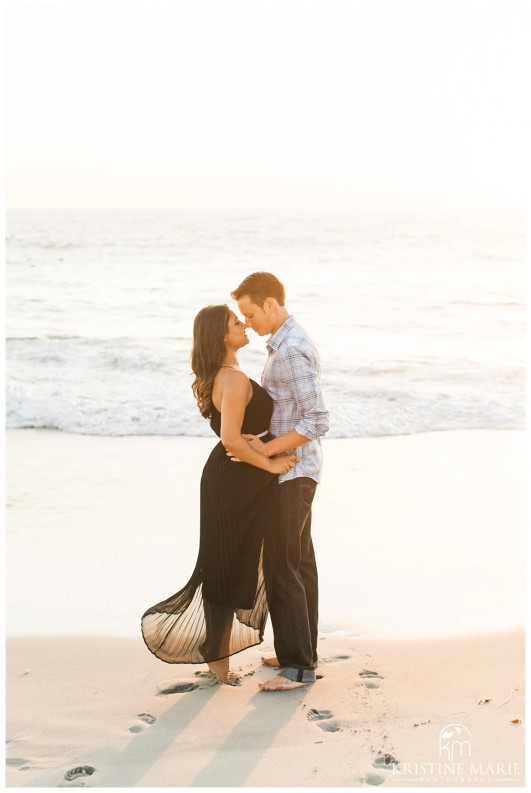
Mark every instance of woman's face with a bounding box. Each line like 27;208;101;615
225;310;249;351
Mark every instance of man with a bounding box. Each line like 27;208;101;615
230;272;329;691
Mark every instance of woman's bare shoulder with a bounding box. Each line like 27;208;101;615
213;368;252;408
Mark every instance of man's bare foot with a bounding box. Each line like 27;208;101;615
207;659;241;686
261;655;280;667
258;673;314;691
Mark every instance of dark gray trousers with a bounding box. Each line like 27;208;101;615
264;477;318;682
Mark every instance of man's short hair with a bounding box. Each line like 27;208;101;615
231;272;285;307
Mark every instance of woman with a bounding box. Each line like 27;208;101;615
141;304;296;684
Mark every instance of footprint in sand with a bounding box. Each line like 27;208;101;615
63;766;97;782
359;669;384;678
362;772;386;785
6;758;30;769
128;713;157;733
373;753;399;770
156;681;200;695
319;655;351;664
138;712;157;724
316;719;343;733
307;708;334;721
359;669;384;689
307;710;343;732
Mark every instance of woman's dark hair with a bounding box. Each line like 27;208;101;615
191;304;230;418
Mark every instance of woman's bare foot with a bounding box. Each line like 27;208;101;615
261;655;280;667
223;671;241;686
207;659;241;686
258;673;314;691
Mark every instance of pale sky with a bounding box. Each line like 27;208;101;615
5;0;529;210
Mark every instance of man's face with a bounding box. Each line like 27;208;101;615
237;295;274;336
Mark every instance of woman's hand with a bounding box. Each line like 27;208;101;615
241;433;270;456
268;454;298;475
225;447;298;475
226;433;269;461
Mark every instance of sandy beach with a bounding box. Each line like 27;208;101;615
6;629;524;788
5;428;525;787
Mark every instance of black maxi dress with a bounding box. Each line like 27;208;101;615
141;379;279;664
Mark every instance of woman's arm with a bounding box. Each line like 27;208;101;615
219;373;297;474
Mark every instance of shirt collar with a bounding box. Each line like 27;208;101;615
266;315;296;353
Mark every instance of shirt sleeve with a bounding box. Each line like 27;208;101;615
281;344;329;440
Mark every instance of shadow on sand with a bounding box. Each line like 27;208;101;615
191;687;304;787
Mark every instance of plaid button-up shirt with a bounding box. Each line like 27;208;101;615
262;315;329;484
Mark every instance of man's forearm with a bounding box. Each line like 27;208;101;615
265;429;310;457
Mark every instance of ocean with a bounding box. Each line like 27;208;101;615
6;208;524;438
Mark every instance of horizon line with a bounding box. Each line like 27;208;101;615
5;203;525;213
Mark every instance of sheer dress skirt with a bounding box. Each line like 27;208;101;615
141;434;279;664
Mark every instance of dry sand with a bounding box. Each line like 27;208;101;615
6;630;524;787
5;428;526;787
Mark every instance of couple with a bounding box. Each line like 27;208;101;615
141;272;329;691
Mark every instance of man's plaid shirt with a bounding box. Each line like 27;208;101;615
262;315;329;484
